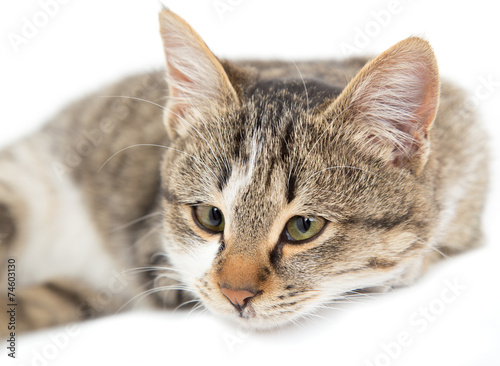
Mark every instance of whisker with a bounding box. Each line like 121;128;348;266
123;265;195;276
184;95;232;179
415;237;451;261
292;99;355;185
134;224;163;249
99;95;225;177
292;61;310;179
96;143;218;181
100;95;166;111
123;266;173;274
185;301;206;317
114;284;194;314
153;272;183;285
108;211;162;233
174;298;200;312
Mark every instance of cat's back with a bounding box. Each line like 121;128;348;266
40;70;170;238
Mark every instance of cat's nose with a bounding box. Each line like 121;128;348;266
220;285;258;311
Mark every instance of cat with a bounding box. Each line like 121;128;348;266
0;9;489;334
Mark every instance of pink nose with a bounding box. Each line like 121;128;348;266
220;286;257;311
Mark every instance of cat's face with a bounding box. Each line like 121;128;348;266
157;10;440;329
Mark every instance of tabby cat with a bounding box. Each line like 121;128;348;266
0;9;488;334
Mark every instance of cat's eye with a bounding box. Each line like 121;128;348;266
193;206;225;233
285;216;326;242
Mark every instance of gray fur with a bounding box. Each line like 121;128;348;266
0;11;488;333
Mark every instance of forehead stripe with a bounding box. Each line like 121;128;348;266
286;174;296;203
217;164;232;191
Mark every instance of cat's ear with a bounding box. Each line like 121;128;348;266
159;10;239;138
329;37;440;173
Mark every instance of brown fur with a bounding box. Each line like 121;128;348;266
0;10;488;334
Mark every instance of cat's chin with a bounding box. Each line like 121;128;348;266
210;303;305;331
225;313;294;331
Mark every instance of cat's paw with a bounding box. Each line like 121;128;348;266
0;203;16;247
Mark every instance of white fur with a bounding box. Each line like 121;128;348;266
164;236;220;291
1;137;121;290
224;137;260;215
165;138;262;290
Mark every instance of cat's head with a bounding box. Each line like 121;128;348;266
157;10;440;329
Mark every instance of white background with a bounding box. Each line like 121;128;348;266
1;0;499;365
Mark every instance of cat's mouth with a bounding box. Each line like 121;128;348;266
223;302;275;328
198;289;307;329
195;283;276;327
220;300;309;330
219;286;262;319
191;275;320;329
235;303;256;319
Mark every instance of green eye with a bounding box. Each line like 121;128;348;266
193;206;225;233
285;216;326;242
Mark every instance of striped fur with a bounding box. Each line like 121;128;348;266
0;10;488;334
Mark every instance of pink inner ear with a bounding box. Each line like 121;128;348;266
391;78;434;144
164;59;193;122
414;72;440;135
159;10;239;139
167;65;193;99
351;42;440;169
387;66;439;167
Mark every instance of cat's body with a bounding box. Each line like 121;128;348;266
0;10;488;334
